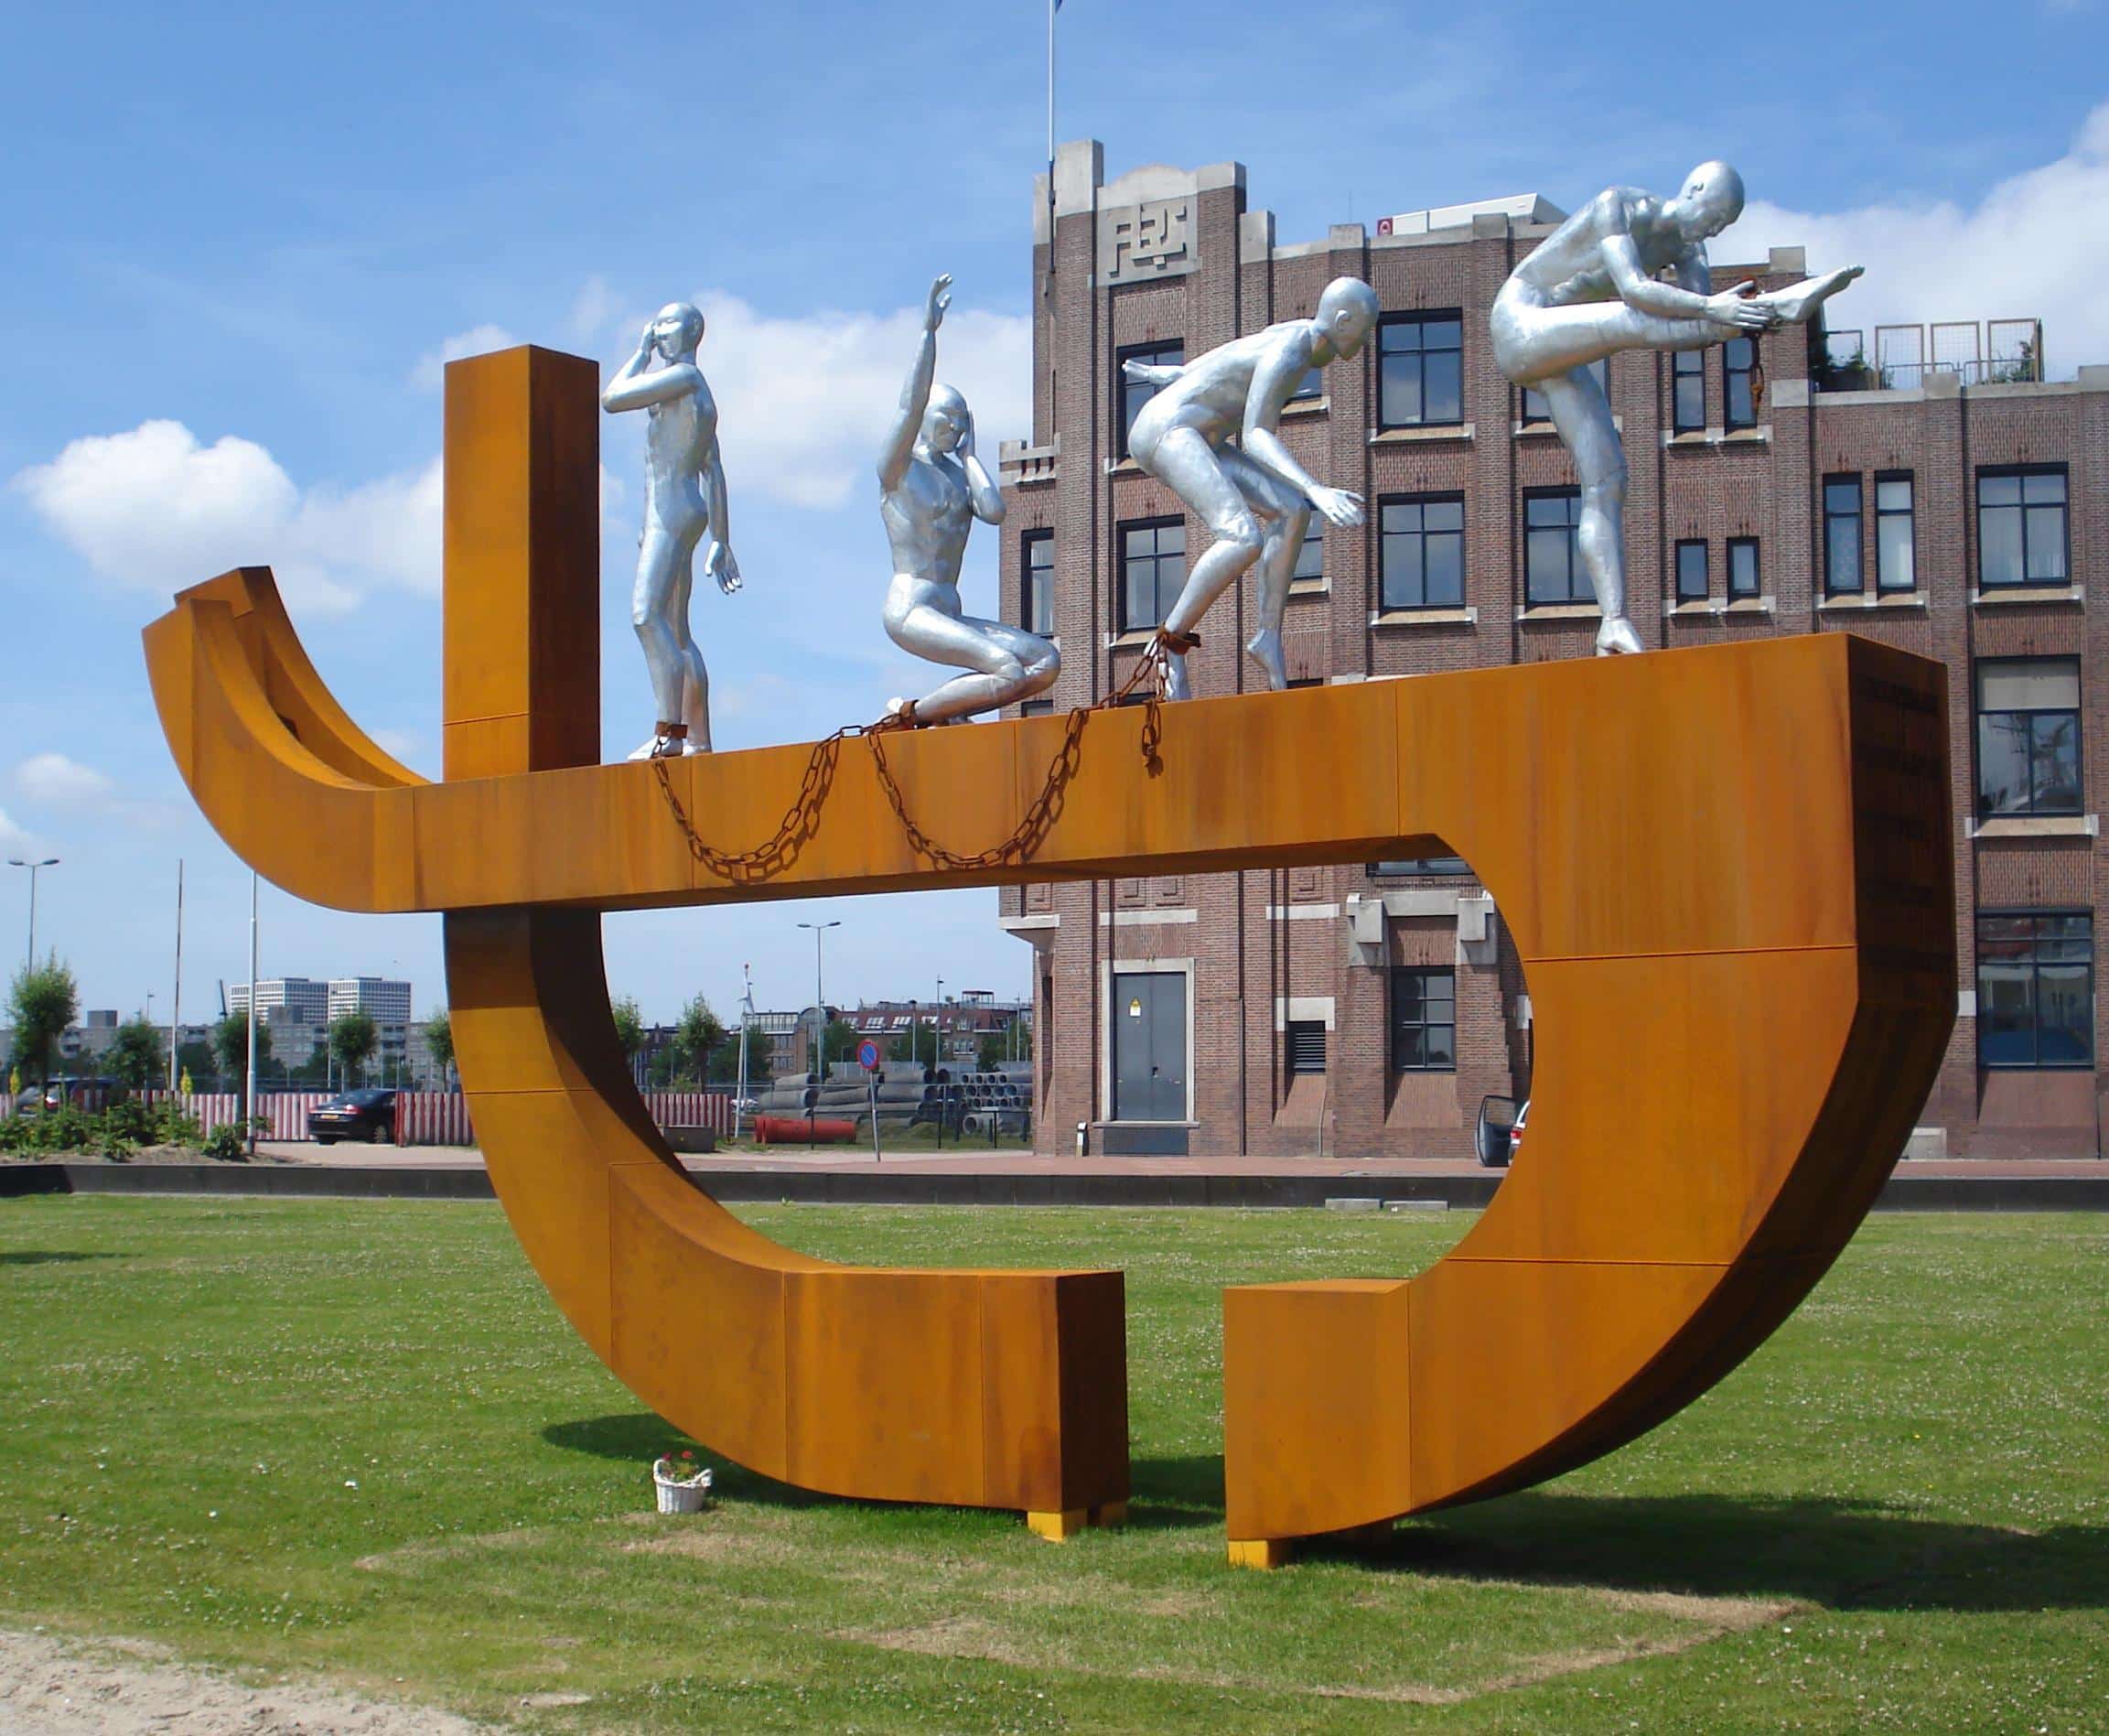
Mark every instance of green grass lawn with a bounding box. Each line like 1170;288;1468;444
0;1199;2103;1732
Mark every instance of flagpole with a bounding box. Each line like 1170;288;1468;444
1047;0;1057;177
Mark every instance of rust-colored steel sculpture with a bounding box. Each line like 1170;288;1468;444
145;346;1954;1565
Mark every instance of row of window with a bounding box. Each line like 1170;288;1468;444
1326;911;2098;1084
1023;458;2074;632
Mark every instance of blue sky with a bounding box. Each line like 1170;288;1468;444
3;0;2104;1025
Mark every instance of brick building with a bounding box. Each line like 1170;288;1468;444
996;139;2109;1159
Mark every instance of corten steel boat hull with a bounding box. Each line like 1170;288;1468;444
144;345;1953;1558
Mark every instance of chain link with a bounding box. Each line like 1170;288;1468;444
651;635;1175;882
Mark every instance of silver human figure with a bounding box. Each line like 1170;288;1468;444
602;302;741;758
880;275;1059;725
1491;162;1861;654
1123;278;1380;699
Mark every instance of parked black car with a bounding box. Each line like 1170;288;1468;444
307;1088;399;1145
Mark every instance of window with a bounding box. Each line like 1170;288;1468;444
1285;1019;1327;1077
1727;537;1761;600
1379;495;1465;610
1673;350;1705;432
1977;912;2093;1069
1524;489;1587;605
1021;530;1054;636
1823;475;1863;595
1292;521;1325;583
1876;474;1915;593
1390;967;1457;1072
1522;359;1608;426
1119;517;1185;632
1290;364;1324;402
1116;340;1183;458
1372;857;1471;876
1674;539;1709;603
1021;698;1055;717
1723;336;1758;430
1977;466;2069;588
1378;313;1463;428
1975;658;2082;816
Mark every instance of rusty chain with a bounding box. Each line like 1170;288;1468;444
651;631;1178;882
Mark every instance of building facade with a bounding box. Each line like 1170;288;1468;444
998;140;2108;1159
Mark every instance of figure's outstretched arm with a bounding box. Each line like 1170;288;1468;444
958;415;1004;526
879;275;950;492
1603;235;1771;330
1122;360;1187;388
603;326;696;413
1242;337;1364;529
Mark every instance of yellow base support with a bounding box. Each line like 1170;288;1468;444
1227;1537;1295;1570
1026;1501;1128;1541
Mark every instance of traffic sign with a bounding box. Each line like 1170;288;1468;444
857;1039;881;1072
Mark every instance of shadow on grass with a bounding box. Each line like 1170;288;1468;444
1347;1493;2109;1614
545;1417;1221;1528
0;1250;121;1267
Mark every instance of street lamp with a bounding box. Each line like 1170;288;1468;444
796;920;840;1145
6;857;59;973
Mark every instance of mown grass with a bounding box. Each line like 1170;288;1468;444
0;1198;2102;1732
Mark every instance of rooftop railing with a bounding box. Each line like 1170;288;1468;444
1817;319;2043;392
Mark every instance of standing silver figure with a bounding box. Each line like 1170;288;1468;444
603;302;742;758
1124;277;1380;698
1491;163;1861;654
880;275;1059;725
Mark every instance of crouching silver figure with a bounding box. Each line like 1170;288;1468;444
880;275;1058;726
1491;162;1861;654
603;302;742;758
1123;277;1380;698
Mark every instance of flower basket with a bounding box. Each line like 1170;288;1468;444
652;1454;713;1514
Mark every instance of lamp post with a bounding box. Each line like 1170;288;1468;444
796;920;840;1147
7;857;59;973
934;975;946;1147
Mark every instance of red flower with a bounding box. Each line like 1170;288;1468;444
680;1450;694;1460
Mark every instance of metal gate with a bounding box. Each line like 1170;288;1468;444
1112;971;1186;1123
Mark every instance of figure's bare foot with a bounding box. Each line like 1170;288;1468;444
1595;616;1645;656
1243;628;1288;692
1164;652;1192;702
1752;265;1863;326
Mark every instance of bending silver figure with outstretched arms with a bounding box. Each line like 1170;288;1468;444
1124;277;1379;698
1491;162;1861;654
603;302;741;758
879;275;1058;725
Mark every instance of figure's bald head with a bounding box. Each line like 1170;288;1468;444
1672;163;1746;240
1316;277;1381;360
650;302;705;359
922;383;971;455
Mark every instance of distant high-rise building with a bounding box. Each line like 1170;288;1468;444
227;977;330;1024
328;978;413;1024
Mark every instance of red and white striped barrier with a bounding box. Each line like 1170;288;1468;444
640;1091;735;1138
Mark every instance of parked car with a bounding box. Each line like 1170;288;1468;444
307;1088;399;1145
24;1076;126;1115
1509;1099;1528;1165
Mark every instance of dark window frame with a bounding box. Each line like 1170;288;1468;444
1376;311;1465;430
1674;538;1709;603
1823;473;1864;597
1523;487;1588;606
1672;349;1705;433
1875;471;1916;594
1020;528;1055;637
1727;536;1761;601
1974;656;2082;818
1722;336;1759;431
1292;519;1326;584
1975;463;2070;590
1390;966;1458;1073
1117;514;1186;634
1370;857;1472;877
1522;358;1609;426
1378;492;1466;611
1115;340;1185;459
1975;910;2094;1071
1285;1019;1327;1078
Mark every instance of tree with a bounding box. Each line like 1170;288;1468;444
820;1019;860;1069
886;1019;936;1065
611;997;645;1060
212;1013;271;1089
108;1015;163;1088
175;1040;215;1088
7;958;79;1086
979;1019;1033;1072
673;996;727;1087
424;1008;455;1090
328;1010;378;1087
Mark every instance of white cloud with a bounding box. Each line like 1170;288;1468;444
0;807;44;855
11;419;437;614
14;754;115;808
1719;103;2109;378
593;288;1034;512
410;323;521;391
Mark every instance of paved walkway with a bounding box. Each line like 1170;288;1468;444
256;1141;2105;1181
